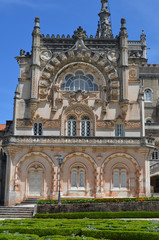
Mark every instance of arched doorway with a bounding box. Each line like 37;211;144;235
28;164;44;197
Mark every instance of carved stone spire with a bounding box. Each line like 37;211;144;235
96;0;113;39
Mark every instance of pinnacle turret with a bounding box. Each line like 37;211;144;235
96;0;113;39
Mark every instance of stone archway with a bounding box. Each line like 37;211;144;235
101;153;141;198
15;152;54;202
61;152;97;198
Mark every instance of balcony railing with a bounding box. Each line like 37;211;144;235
2;136;155;147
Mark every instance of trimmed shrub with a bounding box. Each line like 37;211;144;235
82;229;159;240
35;211;159;219
38;197;159;204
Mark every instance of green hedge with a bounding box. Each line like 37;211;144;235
0;233;39;240
82;229;159;240
38;197;159;204
35;211;159;219
0;228;81;237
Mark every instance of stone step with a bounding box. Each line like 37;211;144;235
0;207;34;219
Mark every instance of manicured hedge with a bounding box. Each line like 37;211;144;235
82;229;159;240
38;197;159;204
0;233;39;240
35;211;159;219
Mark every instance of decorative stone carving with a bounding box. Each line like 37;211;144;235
125;121;141;129
119;100;129;119
40;50;52;61
129;68;137;81
96;121;114;130
73;26;87;40
107;50;118;62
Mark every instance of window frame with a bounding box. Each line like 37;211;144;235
144;88;153;102
33;123;43;136
71;167;85;190
81;116;91;137
115;124;125;137
113;168;127;190
67;116;77;137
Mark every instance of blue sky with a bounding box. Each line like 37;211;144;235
0;0;159;123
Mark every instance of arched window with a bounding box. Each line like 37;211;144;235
144;89;152;102
61;72;98;91
67;116;77;136
71;167;85;188
113;168;127;189
81;116;91;136
152;149;159;160
33;123;43;136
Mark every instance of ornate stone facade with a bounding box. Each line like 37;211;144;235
0;0;157;206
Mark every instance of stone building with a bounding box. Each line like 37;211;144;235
0;0;157;206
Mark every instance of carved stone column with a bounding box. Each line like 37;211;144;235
102;86;107;114
51;85;57;112
119;18;129;101
31;17;41;100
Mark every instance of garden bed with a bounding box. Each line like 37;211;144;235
0;219;159;239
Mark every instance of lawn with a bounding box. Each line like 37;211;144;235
0;218;159;239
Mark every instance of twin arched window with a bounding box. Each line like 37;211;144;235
71;167;85;188
144;89;152;102
67;116;91;137
61;72;98;92
113;169;127;188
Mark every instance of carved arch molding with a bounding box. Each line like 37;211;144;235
39;49;119;101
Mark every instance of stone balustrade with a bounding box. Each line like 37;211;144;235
2;136;155;147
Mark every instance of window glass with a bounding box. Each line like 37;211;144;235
81;116;91;137
144;89;152;102
79;170;85;187
34;123;43;136
113;170;119;188
121;170;127;188
61;72;98;91
115;124;125;137
67;116;77;136
152;149;159;160
71;170;77;187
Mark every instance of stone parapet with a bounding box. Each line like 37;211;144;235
2;136;155;147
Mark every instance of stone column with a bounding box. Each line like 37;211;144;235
102;86;107;113
51;85;57;112
119;18;129;101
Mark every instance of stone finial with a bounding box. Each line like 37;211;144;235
35;17;40;27
121;18;126;29
96;0;113;39
73;26;87;40
120;18;128;37
140;30;146;43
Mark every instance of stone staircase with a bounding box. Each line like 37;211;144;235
0;206;34;218
0;198;39;218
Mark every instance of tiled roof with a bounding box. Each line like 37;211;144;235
0;124;6;131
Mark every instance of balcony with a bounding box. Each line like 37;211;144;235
2;136;155;148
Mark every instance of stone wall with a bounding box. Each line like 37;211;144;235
37;202;159;213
